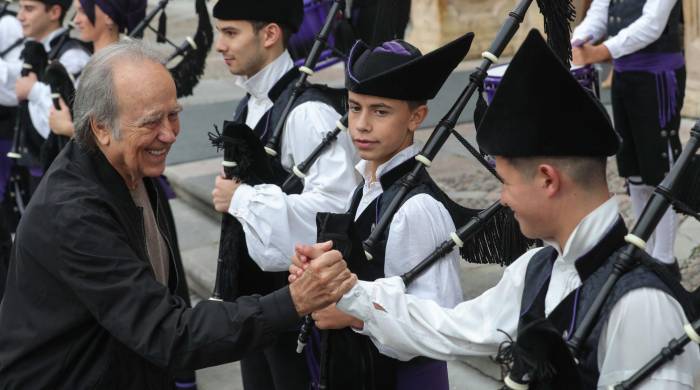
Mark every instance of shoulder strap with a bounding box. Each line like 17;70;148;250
0;37;23;58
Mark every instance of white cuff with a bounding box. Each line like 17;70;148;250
228;183;255;217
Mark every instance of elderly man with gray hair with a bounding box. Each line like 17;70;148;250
0;40;356;389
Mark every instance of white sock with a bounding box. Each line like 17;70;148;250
628;178;677;264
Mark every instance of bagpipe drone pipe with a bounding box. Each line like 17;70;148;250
497;121;700;390
128;0;213;98
3;41;48;226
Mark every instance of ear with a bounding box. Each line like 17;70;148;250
261;23;283;49
91;118;112;147
536;163;561;198
407;104;428;133
48;4;62;23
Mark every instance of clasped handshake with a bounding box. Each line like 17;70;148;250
287;241;363;330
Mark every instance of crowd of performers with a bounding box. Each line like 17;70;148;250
0;0;698;389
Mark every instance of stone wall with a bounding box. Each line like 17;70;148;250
683;0;700;118
405;0;544;59
406;0;699;118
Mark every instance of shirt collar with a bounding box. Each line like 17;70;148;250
355;144;420;187
543;196;620;263
41;27;65;52
234;51;294;100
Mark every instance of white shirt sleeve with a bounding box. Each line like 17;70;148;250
27;81;52;139
597;288;700;389
337;248;542;361
572;0;611;45
603;0;680;58
26;47;88;139
0;16;23;107
384;194;463;308
228;101;360;271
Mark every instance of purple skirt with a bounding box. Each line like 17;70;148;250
396;358;449;390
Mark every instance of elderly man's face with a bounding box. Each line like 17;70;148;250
100;59;181;186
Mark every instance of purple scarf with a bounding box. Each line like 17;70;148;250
613;52;685;128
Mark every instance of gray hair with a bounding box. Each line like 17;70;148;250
73;40;165;151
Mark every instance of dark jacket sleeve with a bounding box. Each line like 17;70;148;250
33;198;300;372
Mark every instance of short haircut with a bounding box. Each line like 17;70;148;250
407;100;428;111
505;156;608;186
73;40;165;152
41;2;68;25
250;21;293;49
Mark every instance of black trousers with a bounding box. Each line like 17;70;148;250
241;331;310;390
612;66;686;186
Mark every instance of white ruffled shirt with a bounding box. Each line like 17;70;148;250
227;51;360;271
572;0;680;59
0;14;23;107
352;144;463;311
338;197;700;389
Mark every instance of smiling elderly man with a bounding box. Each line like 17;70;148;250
0;40;355;389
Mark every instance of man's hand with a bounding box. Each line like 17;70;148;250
312;303;364;330
572;43;611;66
289;248;357;316
212;174;240;213
288;241;331;283
15;72;38;101
49;97;75;137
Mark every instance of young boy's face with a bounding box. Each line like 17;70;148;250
347;91;427;166
18;0;61;40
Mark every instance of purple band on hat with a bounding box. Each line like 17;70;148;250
373;41;412;56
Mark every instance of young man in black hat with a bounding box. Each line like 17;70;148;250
290;34;473;389
294;30;700;388
209;1;359;389
14;0;90;145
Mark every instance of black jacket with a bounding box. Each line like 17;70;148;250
0;141;300;389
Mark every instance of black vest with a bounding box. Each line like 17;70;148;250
229;66;344;298
518;217;692;389
608;0;683;54
233;67;345;193
0;105;17;140
315;156;470;390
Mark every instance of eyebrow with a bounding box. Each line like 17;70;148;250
216;26;240;33
134;105;183;127
348;99;393;110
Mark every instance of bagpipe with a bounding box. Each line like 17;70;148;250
127;0;213;98
3;41;48;227
499;121;700;389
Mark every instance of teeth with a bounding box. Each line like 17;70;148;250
147;149;165;156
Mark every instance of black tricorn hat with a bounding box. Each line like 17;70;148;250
213;0;304;33
477;29;620;158
345;33;474;101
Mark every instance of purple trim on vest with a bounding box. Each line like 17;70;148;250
174;381;197;389
395;359;449;390
613;52;685;128
0;139;12;200
374;41;413;56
